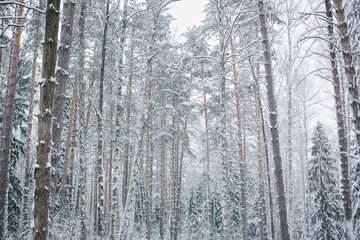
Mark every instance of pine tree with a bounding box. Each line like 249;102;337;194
308;123;342;240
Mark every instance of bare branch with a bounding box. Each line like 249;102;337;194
0;1;45;14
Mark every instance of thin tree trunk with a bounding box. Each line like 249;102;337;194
174;79;192;240
285;6;294;231
59;83;76;213
34;0;61;239
229;34;248;240
69;81;78;201
145;72;153;240
49;1;76;233
145;10;159;240
169;99;178;240
96;0;110;237
326;1;353;239
255;87;268;240
112;1;129;236
120;105;146;240
257;1;290;239
201;63;212;239
108;83;114;233
0;2;24;238
75;1;87;238
160;94;167;240
93;157;98;234
23;0;43;233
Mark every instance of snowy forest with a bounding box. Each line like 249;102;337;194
0;0;360;239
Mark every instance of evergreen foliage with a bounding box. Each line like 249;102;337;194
308;123;342;240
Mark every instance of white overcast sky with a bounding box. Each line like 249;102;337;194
168;0;208;40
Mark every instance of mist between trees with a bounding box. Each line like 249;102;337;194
0;0;360;239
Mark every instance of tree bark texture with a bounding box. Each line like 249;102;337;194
145;9;159;240
0;1;24;238
49;0;76;233
59;75;76;215
96;0;110;237
75;0;87;238
112;1;129;236
34;1;61;239
326;1;353;239
23;0;43;232
257;1;290;239
333;0;360;150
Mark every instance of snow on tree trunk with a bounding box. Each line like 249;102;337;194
112;1;129;237
75;0;87;238
49;1;76;235
96;0;110;237
119;96;146;240
201;63;213;239
326;1;353;239
0;2;24;238
255;87;268;240
229;33;248;240
257;1;290;239
160;94;167;239
33;0;61;239
23;0;43;233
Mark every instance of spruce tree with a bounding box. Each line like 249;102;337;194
308;123;342;240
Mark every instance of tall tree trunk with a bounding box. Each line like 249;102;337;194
34;0;61;239
69;82;78;203
255;69;275;240
108;83;114;233
285;6;294;231
59;78;77;216
75;0;87;238
253;23;276;240
333;0;360;150
174;95;190;240
145;10;159;240
112;1;129;236
255;87;268;240
215;2;230;238
145;70;153;240
96;0;110;237
169;99;178;240
160;94;167;239
229;34;248;240
49;0;76;233
0;2;24;238
201;63;213;239
23;0;43;233
93;157;99;234
326;1;353;239
120;105;146;240
257;1;290;239
174;85;192;240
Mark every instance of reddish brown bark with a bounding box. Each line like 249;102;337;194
21;1;43;235
229;34;248;239
0;2;24;237
34;1;61;239
50;1;76;227
327;1;353;239
160;94;167;239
